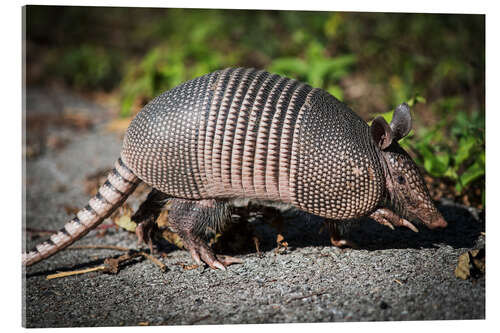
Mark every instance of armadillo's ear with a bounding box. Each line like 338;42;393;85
371;116;393;150
390;103;412;141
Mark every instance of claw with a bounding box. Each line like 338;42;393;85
212;261;226;271
377;217;396;230
370;208;419;233
400;218;419;233
135;223;145;245
218;255;243;266
134;219;158;253
182;234;241;270
189;249;202;265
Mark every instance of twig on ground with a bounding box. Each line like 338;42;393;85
69;244;130;252
46;266;107;280
140;251;167;272
45;245;167;279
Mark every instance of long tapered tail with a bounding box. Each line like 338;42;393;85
22;156;141;266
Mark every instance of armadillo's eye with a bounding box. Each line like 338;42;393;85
397;175;405;184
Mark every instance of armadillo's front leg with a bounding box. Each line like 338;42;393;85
167;199;242;270
369;208;419;233
131;188;170;253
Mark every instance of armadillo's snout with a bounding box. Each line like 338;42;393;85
426;215;448;229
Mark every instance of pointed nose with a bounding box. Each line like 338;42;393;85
427;215;448;229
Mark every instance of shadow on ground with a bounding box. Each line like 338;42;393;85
155;199;484;257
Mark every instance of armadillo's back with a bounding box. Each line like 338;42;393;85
122;70;220;199
123;67;313;202
122;67;384;219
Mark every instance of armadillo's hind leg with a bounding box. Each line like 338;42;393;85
131;188;171;253
324;219;359;249
167;198;242;270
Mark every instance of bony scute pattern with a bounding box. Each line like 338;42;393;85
122;70;221;199
123;68;384;220
292;90;384;219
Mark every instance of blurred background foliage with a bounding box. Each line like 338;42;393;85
25;6;484;208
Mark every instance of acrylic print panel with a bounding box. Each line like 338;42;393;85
23;5;485;327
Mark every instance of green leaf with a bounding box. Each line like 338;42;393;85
407;95;426;107
418;144;450;178
327;85;344;101
433;153;450;175
415;95;427;104
268;58;308;78
370;110;394;125
454;136;476;167
456;152;485;193
444;168;458;180
120;94;135;117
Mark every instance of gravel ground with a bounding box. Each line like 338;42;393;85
22;87;485;327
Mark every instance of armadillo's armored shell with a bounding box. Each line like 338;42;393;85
122;68;385;220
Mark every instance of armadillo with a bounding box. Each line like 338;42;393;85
23;67;447;269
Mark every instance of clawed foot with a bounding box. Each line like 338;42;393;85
370;208;419;233
135;218;158;254
182;233;242;270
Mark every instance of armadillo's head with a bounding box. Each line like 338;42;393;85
370;103;447;230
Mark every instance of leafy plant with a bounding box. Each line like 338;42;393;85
268;40;356;101
410;110;484;202
45;44;121;90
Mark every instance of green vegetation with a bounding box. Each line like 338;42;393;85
410;109;485;201
26;7;485;207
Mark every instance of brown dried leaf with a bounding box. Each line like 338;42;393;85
103;257;121;274
103;252;141;274
275;233;288;254
156;208;185;248
175;262;200;270
455;248;485;280
161;229;185;249
156;210;169;229
113;203;135;232
208;233;222;247
277;234;285;243
115;215;137;232
470;248;485;274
